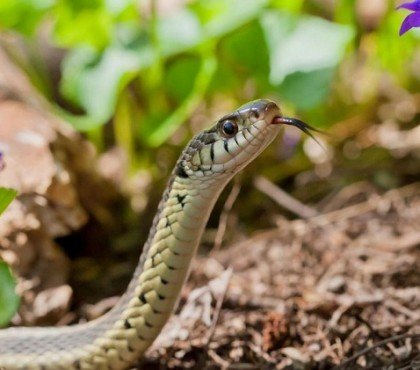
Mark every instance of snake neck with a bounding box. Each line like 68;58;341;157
83;172;232;366
0;172;231;369
119;172;229;318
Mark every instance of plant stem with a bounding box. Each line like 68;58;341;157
147;47;217;147
114;90;136;172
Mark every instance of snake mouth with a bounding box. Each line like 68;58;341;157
271;116;324;146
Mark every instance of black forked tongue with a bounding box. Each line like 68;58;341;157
272;116;325;149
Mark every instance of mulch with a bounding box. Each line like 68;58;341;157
142;183;420;369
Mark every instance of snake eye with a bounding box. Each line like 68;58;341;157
220;120;238;137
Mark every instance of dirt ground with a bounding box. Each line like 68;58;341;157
134;183;419;370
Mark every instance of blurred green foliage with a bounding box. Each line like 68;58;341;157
0;0;418;164
0;188;16;215
0;260;19;327
0;188;19;326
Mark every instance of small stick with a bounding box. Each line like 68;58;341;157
212;179;242;253
205;268;233;345
333;333;420;369
254;175;319;219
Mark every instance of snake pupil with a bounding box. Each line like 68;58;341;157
221;120;238;137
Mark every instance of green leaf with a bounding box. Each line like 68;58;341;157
0;260;19;327
144;54;218;147
0;187;17;216
0;0;54;36
212;21;270;96
60;44;151;129
0;187;19;326
53;1;113;50
377;10;419;79
279;68;335;109
164;56;201;103
58;1;270;132
59;47;99;108
105;0;137;18
59;8;204;130
191;0;268;38
260;11;354;84
220;21;269;77
334;0;357;25
157;8;203;55
271;0;304;13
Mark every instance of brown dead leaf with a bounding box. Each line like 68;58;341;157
262;311;289;352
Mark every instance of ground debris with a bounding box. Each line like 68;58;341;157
0;49;123;325
143;183;420;369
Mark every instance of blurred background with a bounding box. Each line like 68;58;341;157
1;0;418;177
0;0;419;368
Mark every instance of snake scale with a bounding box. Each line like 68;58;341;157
0;99;314;370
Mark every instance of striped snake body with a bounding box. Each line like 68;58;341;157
0;100;284;369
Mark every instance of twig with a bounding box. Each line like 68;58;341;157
253;175;318;219
208;349;231;369
333;333;420;369
373;231;420;252
196;268;232;370
385;299;420;320
354;314;387;340
212;180;242;253
205;267;233;345
216;181;419;265
396;353;420;370
306;197;378;227
300;181;420;227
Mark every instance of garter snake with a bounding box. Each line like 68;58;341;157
0;99;315;370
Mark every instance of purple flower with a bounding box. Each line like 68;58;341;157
397;1;420;35
0;151;4;171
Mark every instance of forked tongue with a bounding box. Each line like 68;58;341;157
272;116;325;149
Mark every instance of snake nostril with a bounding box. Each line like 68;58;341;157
263;101;280;123
265;102;278;112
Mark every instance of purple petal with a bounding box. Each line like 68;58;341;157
0;152;4;171
399;11;420;35
397;0;420;11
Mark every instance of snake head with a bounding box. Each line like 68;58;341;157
175;99;282;180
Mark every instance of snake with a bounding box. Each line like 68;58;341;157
0;99;317;370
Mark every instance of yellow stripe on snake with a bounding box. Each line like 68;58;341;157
0;100;313;370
